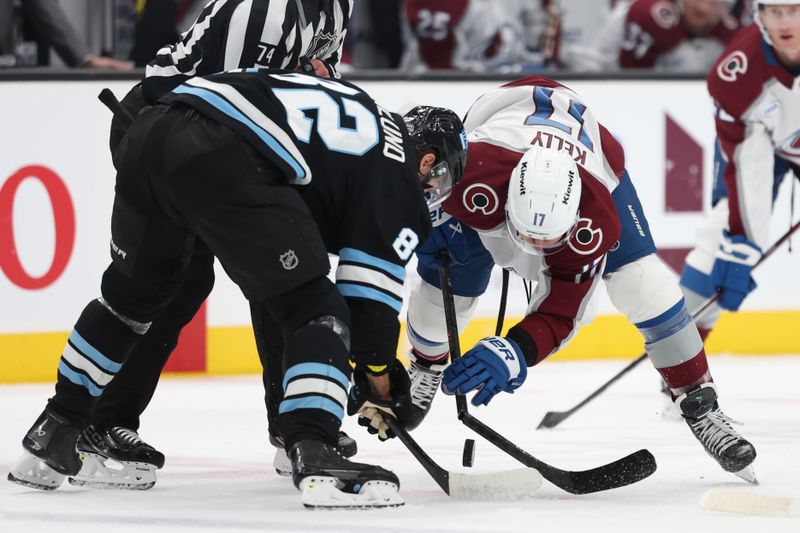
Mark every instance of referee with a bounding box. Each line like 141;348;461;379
88;0;356;489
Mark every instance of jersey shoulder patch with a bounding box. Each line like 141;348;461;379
707;26;767;119
443;141;520;231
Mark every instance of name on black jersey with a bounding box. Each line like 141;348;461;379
377;105;406;163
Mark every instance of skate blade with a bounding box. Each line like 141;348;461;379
7;451;65;490
272;447;292;478
68;452;156;490
733;465;758;485
300;476;404;509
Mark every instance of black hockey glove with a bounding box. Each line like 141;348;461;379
347;361;413;441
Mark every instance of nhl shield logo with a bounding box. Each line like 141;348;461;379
279;250;299;270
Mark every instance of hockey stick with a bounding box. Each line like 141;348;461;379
383;415;542;499
98;88;134;127
436;251;657;494
536;218;800;430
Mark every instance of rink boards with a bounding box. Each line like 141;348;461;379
2;78;799;383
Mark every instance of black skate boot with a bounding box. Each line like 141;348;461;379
406;349;447;430
270;429;357;477
289;439;403;509
68;426;164;489
8;407;82;490
675;383;757;483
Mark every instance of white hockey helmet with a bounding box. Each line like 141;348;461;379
505;145;581;256
754;0;800;46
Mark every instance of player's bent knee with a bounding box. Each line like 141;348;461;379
100;263;183;324
605;253;684;324
262;275;351;344
407;280;477;356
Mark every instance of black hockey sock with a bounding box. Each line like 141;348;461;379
276;323;351;449
52;299;147;425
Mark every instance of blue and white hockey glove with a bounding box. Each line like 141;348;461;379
416;218;469;271
710;231;761;311
442;336;527;406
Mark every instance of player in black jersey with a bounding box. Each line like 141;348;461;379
8;71;467;508
88;0;354;488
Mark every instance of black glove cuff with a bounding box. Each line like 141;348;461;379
506;326;538;367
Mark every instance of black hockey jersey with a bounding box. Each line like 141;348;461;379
160;70;430;367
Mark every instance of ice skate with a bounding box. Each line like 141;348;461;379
271;430;357;477
8;407;82;490
676;383;757;483
659;379;683;421
406;350;448;430
289;439;403;509
68;426;164;490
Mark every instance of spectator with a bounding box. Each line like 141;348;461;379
559;0;628;69
402;0;560;72
576;0;741;72
349;0;405;69
0;0;132;69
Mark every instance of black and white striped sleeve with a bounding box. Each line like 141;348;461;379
142;0;249;102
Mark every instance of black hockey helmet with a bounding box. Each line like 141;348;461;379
403;106;468;208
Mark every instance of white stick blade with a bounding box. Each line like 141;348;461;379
448;468;543;500
700;489;796;517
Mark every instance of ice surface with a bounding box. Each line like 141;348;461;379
1;356;798;532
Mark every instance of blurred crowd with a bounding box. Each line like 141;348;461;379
0;0;753;74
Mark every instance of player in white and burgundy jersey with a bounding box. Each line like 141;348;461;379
580;0;742;71
680;1;800;336
402;0;560;72
401;76;757;482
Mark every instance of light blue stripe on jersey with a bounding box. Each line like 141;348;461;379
58;361;104;397
68;330;122;373
282;362;349;391
278;396;345;421
339;248;405;281
337;283;402;313
171;85;306;181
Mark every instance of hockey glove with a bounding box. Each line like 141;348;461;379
442;336;527;406
347;361;413;441
416;218;470;271
710;231;761;311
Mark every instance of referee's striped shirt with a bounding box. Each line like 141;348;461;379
143;0;353;102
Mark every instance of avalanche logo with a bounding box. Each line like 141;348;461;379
717;51;748;82
568;217;603;256
778;129;800;158
463;183;500;215
652;1;679;29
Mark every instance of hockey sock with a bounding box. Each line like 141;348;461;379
276;323;351;449
52;299;148;425
636;299;713;396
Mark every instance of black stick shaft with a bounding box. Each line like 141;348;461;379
437;250;468;415
98;88;134;128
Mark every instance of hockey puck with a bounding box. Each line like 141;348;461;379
462;439;476;468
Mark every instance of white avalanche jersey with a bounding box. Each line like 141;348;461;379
441;77;627;358
708;25;800;249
